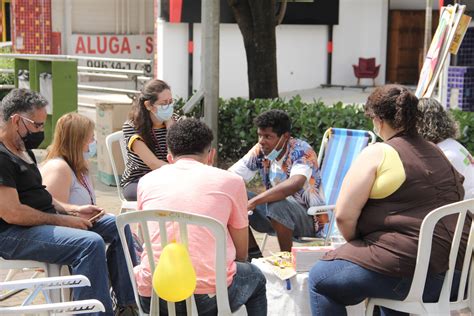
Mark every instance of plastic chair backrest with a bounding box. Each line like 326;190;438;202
366;199;474;315
318;128;376;208
0;275;105;314
105;131;127;201
116;209;232;316
408;199;472;302
0;258;62;303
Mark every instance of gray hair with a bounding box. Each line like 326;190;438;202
417;98;459;143
1;88;48;122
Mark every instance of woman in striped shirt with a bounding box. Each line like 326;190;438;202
121;79;176;201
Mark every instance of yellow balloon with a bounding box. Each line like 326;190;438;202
152;242;197;302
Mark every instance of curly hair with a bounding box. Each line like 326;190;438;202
417;98;459;143
128;79;170;149
364;84;420;135
1;88;48;122
167;118;214;157
254;109;291;136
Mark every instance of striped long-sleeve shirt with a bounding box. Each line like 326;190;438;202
120;120;168;188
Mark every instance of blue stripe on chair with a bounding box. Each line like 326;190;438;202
318;128;371;236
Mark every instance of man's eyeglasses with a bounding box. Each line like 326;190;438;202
19;115;45;129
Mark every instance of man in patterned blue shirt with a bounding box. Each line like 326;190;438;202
229;110;325;254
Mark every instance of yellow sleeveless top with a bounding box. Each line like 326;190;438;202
369;143;406;199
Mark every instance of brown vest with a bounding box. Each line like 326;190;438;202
324;133;468;277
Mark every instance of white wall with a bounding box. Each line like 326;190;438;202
390;0;441;10
159;0;389;98
332;0;388;86
156;21;189;98
276;25;327;94
192;24;249;99
161;22;328;99
52;0;154;37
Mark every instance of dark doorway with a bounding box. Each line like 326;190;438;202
4;1;11;41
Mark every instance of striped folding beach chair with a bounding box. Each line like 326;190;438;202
259;128;376;251
308;127;376;244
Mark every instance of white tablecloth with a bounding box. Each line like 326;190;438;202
252;258;365;316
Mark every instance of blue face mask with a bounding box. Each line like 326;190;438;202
84;140;97;160
265;135;285;162
155;103;174;122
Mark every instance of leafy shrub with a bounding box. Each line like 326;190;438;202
177;96;474;162
451;109;474;153
0;46;14;100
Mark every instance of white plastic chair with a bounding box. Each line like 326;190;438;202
0;275;105;315
116;209;239;316
366;198;474;316
0;258;62;303
105;131;137;213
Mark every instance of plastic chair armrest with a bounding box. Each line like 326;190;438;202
307;204;336;215
1;275;90;291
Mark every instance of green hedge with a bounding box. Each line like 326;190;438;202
0;46;14;100
178;96;474;163
215;96;372;163
451;109;474;154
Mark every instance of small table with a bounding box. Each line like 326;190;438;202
252;258;365;316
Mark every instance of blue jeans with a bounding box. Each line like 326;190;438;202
140;261;267;315
0;214;138;316
308;259;460;316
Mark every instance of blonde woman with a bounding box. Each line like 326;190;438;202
40;113;138;315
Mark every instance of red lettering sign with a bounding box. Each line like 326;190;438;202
75;36;86;54
87;36;96;54
109;36;119;54
146;36;153;54
97;36;107;54
73;35;153;56
122;37;131;54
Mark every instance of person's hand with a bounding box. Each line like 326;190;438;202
57;214;92;230
75;205;105;221
247;198;257;212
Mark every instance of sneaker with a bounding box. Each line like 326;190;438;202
248;246;263;261
115;305;139;316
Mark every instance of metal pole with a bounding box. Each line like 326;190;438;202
201;0;220;149
326;25;333;86
188;23;194;98
423;0;433;58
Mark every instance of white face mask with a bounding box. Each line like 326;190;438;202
264;135;285;162
372;119;382;138
155;103;174;122
83;140;97;160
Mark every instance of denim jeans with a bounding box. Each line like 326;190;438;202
248;191;315;238
0;214;137;316
308;259;460;316
140;261;267;315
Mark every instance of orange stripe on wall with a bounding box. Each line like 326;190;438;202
169;0;182;23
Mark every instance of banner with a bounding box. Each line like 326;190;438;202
69;34;154;74
415;5;467;98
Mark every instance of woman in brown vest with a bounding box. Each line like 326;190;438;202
308;85;466;316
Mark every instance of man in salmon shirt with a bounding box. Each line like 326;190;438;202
135;118;267;315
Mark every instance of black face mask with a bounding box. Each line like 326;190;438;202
19;120;45;150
